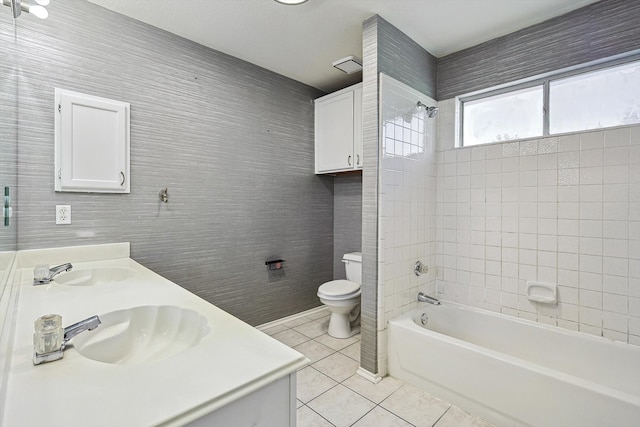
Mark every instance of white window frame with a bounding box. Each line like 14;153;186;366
458;51;640;147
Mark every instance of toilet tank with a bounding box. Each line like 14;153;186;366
342;252;362;284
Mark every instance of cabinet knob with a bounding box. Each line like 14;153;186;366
347;155;352;166
120;171;125;186
356;154;360;165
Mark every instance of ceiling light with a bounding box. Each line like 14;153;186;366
274;0;308;4
332;56;362;74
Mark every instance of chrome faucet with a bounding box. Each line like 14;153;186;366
33;263;73;285
63;315;101;342
33;315;101;365
417;292;441;305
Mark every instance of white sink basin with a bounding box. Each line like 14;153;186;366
54;267;137;286
72;305;210;365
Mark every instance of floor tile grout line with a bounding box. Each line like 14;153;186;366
262;312;329;335
301;365;423;426
291;318;492;427
299;374;340;406
347;404;377;427
389;406;419;427
431;404;453;427
356;404;418;427
295;333;431;427
289;315;331;331
301;403;337;427
292;325;420;426
303;364;407;410
300;349;336;367
305;389;418;427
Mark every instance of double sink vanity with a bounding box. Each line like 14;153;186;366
0;243;308;426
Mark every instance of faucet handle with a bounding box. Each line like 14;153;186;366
33;264;50;281
34;314;64;357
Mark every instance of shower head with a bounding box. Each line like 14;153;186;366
416;101;438;118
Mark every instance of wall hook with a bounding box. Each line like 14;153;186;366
159;188;168;203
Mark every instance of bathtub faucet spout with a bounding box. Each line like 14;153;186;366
417;292;440;305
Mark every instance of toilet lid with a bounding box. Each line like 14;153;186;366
318;280;360;297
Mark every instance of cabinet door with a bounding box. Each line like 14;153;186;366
315;91;354;173
353;86;363;169
55;89;130;193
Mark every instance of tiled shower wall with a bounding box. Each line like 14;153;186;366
377;75;437;375
4;0;333;325
436;100;640;344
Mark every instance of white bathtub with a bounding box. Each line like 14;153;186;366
388;301;640;427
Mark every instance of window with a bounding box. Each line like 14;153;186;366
463;85;543;146
550;61;640;134
460;57;640;146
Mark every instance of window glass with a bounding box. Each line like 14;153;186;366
550;60;640;134
463;85;543;146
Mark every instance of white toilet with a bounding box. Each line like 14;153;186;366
317;252;362;338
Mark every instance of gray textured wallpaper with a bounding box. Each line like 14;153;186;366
333;174;362;280
377;18;437;100
437;0;640;99
1;21;17;251
5;0;333;325
361;15;381;375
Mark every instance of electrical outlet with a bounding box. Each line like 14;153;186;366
56;205;71;225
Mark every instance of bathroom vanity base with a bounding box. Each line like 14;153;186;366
186;374;296;427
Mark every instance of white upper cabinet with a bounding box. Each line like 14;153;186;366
54;88;130;193
314;83;362;174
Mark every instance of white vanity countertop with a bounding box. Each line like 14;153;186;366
0;243;308;426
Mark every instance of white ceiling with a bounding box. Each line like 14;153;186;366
86;0;600;93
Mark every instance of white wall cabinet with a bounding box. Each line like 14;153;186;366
314;83;362;174
54;88;130;193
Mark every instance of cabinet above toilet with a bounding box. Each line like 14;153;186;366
314;83;363;174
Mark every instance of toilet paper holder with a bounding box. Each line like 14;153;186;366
265;259;285;271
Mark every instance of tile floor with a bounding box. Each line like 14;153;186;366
259;308;494;427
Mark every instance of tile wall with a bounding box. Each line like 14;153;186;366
436;98;640;344
377;75;437;374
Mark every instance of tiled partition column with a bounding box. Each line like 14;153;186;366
377;74;437;375
360;14;437;379
436;100;640;344
360;16;381;376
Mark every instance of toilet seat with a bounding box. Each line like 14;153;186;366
317;280;361;300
